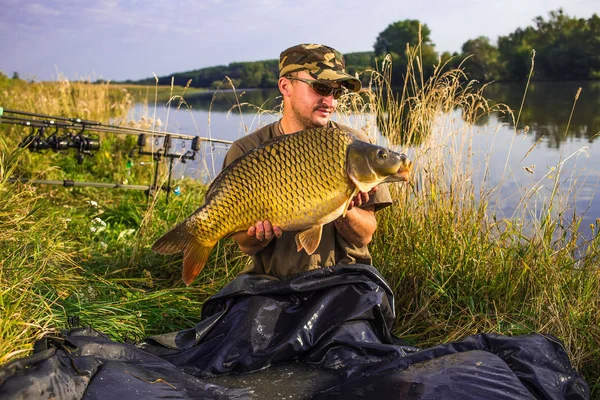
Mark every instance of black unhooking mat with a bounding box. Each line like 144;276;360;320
0;264;590;399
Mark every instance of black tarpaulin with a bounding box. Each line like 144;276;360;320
0;264;590;399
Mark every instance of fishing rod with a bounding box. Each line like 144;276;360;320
8;178;166;192
1;107;233;202
0;107;233;144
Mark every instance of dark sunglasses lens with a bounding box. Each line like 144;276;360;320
311;82;333;97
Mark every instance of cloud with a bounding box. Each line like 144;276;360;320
26;2;61;17
3;0;600;81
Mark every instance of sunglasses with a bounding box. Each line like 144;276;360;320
285;76;346;99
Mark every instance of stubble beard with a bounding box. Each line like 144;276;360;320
291;103;331;130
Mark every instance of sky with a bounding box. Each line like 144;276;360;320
1;0;599;82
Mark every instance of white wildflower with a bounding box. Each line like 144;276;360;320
93;217;107;227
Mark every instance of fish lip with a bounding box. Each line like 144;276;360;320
392;168;411;181
384;162;412;183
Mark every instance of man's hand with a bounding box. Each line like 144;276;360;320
247;220;283;242
232;220;282;255
347;186;377;210
334;186;379;247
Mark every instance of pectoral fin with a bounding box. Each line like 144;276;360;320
342;188;359;217
295;225;323;255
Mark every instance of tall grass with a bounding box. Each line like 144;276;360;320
1;50;599;397
0;78;248;363
340;44;600;391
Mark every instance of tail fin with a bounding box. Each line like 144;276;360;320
152;221;188;255
152;222;214;285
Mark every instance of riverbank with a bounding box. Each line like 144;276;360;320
1;58;599;395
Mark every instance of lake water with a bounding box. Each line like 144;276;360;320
470;81;600;242
127;81;600;241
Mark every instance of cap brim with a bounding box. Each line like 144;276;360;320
308;69;362;93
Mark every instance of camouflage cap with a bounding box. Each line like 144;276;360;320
279;44;362;93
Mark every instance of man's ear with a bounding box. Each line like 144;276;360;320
279;76;292;97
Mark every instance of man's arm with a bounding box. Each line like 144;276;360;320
333;189;378;247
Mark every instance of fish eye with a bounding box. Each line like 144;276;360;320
377;149;387;159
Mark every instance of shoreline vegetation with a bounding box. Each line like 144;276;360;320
1;42;600;397
114;9;600;90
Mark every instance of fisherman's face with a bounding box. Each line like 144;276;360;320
286;70;341;129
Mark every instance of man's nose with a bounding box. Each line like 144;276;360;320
320;93;336;107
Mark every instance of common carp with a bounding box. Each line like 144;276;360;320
152;127;412;285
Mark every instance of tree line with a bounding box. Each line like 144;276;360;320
123;9;599;88
125;52;377;89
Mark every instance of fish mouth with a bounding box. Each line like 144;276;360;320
384;160;413;183
392;167;411;181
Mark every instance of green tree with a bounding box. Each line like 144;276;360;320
497;9;600;81
343;51;376;85
498;27;537;80
373;19;438;85
460;36;501;82
374;20;433;55
586;14;600;78
534;9;592;79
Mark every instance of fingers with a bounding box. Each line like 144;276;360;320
348;191;371;210
263;220;273;241
249;220;282;242
255;220;266;241
360;191;369;204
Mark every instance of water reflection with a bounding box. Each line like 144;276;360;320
128;82;600;243
484;81;600;146
180;82;600;149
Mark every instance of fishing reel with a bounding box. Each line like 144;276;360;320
19;125;101;164
70;131;101;164
20;127;49;152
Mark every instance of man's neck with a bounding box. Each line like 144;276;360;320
279;116;330;135
278;116;302;135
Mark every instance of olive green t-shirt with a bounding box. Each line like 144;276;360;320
222;120;393;278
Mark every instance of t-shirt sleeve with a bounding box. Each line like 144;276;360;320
222;142;247;170
367;183;393;211
221;123;277;170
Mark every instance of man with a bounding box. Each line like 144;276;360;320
222;43;393;278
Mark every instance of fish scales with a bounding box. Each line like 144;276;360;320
152;126;412;284
195;127;353;239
